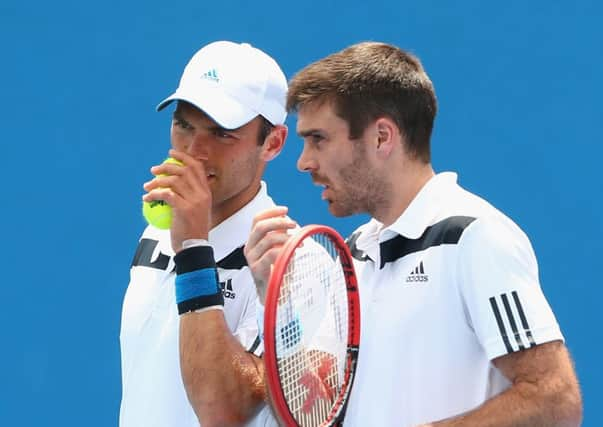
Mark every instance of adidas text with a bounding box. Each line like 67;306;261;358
406;275;429;283
405;261;429;283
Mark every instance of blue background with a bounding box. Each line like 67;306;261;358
1;0;601;425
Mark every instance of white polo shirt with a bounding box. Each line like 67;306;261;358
120;182;278;427
343;172;563;427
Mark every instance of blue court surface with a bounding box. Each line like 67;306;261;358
1;0;601;425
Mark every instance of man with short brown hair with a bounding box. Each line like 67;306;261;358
245;42;582;426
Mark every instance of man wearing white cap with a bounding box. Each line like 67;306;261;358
119;41;287;426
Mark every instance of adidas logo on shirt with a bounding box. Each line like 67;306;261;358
201;68;219;82
406;261;429;283
220;278;236;299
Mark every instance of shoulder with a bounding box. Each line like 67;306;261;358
441;183;532;252
459;212;533;260
130;226;174;271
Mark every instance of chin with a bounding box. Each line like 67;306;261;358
327;203;355;218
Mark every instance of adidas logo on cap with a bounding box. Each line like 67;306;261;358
201;68;219;82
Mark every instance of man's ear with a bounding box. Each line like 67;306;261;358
261;125;288;161
374;117;397;158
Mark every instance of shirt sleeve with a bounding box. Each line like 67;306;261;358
457;215;563;360
245;404;280;426
227;267;264;357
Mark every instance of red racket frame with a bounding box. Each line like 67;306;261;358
264;225;361;427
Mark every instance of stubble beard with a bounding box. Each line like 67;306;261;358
330;142;389;218
209;151;262;219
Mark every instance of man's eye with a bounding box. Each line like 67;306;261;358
213;129;233;138
174;119;192;130
308;134;324;145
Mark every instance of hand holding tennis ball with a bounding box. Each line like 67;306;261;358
142;157;183;229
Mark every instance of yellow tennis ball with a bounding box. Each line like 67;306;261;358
143;199;172;229
142;157;183;229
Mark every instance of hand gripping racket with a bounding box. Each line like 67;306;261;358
264;225;360;427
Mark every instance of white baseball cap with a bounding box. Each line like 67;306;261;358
157;41;287;129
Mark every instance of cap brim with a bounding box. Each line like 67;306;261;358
156;85;258;130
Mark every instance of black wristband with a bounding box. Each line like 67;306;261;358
174;246;224;315
174;246;216;274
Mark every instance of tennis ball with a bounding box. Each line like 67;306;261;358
142;157;183;229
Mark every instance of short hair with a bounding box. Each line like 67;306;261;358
257;116;274;145
287;42;437;162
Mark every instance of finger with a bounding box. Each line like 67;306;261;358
143;187;186;207
150;153;188;176
147;151;206;187
250;208;297;238
168;149;210;197
143;174;194;198
145;151;207;200
249;245;289;292
246;216;297;252
169;149;207;165
146;155;192;197
245;231;292;265
150;162;185;177
252;206;290;226
252;215;297;239
168;149;209;187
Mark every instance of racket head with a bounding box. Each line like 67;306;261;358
264;225;360;427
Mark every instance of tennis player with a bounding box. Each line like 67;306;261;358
120;41;287;426
245;42;583;426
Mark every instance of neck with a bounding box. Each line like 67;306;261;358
374;161;434;227
209;181;262;230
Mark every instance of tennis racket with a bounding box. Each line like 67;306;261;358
264;225;360;427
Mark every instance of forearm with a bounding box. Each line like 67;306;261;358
180;310;266;427
422;344;582;427
424;384;581;427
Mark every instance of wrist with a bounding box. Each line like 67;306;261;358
256;296;265;343
256;283;267;305
182;238;210;249
174;246;224;314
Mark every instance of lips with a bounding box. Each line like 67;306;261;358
203;172;217;184
311;174;332;199
317;183;331;200
321;188;329;200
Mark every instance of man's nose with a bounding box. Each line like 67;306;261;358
297;145;317;172
186;133;210;159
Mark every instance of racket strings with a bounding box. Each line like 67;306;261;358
275;233;350;426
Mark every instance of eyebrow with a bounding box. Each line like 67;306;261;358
208;124;234;134
172;109;189;124
206;120;243;136
297;128;324;137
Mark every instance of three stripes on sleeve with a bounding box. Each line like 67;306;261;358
489;290;536;354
